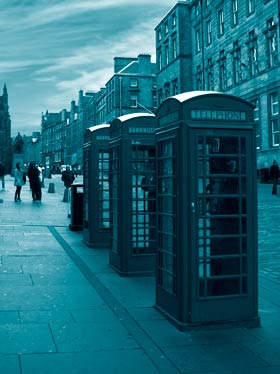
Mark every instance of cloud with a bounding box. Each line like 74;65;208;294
1;0;175;135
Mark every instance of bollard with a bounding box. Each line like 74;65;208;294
48;182;55;193
63;188;70;202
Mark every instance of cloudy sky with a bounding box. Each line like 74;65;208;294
0;0;176;136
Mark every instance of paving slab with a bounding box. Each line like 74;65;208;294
20;350;160;374
0;355;20;374
0;324;57;354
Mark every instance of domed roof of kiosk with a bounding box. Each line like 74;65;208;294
172;91;220;102
116;112;155;123
87;123;110;132
164;90;254;107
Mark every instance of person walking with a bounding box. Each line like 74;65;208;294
27;162;42;201
269;159;280;195
0;162;5;189
61;165;75;188
14;162;25;202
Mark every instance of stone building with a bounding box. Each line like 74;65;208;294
156;0;280;170
155;1;194;105
191;0;280;169
41;109;69;173
105;54;157;123
0;84;12;172
22;132;42;167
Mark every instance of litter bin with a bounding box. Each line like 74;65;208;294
69;183;83;231
260;168;270;183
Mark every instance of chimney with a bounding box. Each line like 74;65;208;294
114;57;137;73
138;54;151;74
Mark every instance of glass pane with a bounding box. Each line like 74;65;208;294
210;237;240;255
207;278;240;296
131;145;156;254
208;257;241;276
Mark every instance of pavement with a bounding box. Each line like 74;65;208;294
0;175;280;374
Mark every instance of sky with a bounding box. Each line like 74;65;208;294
0;0;178;136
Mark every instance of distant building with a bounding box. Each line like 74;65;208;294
22;132;42;167
68;54;157;173
41;109;69;173
105;54;157;123
0;84;12;172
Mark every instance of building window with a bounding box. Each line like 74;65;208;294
218;9;224;36
251;98;261;149
206;0;211;5
218;50;227;90
158;29;162;41
172;13;176;27
196;65;203;90
232;41;241;84
158;49;162;70
247;0;255;15
264;18;278;68
130;94;138;108
165;43;169;65
172;79;178;95
206;58;214;90
232;0;238;26
152;91;157;108
270;92;279;146
164;82;170;98
130;79;138;87
158;89;163;105
172;37;177;59
207;20;212;45
196;28;201;53
195;2;200;16
165;22;168;34
247;30;259;76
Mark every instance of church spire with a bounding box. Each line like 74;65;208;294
2;83;9;111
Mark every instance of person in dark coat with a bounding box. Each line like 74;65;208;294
27;162;42;201
0;162;5;189
270;159;280;195
61;166;75;188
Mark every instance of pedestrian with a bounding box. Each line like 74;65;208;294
27;162;42;201
14;162;25;202
61;165;75;188
0;161;5;189
269;159;280;195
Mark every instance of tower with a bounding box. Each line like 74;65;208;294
0;84;12;172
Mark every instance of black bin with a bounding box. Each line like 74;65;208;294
69;183;83;231
260;168;270;183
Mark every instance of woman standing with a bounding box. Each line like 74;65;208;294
14;162;25;202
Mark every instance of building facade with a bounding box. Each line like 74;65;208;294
41;109;69;173
156;0;280;169
22;132;42;167
155;1;194;105
0;84;12;172
105;54;157;123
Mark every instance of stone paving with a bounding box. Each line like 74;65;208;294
0;175;279;373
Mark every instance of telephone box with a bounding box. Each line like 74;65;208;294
109;113;156;276
83;124;110;248
155;91;260;330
